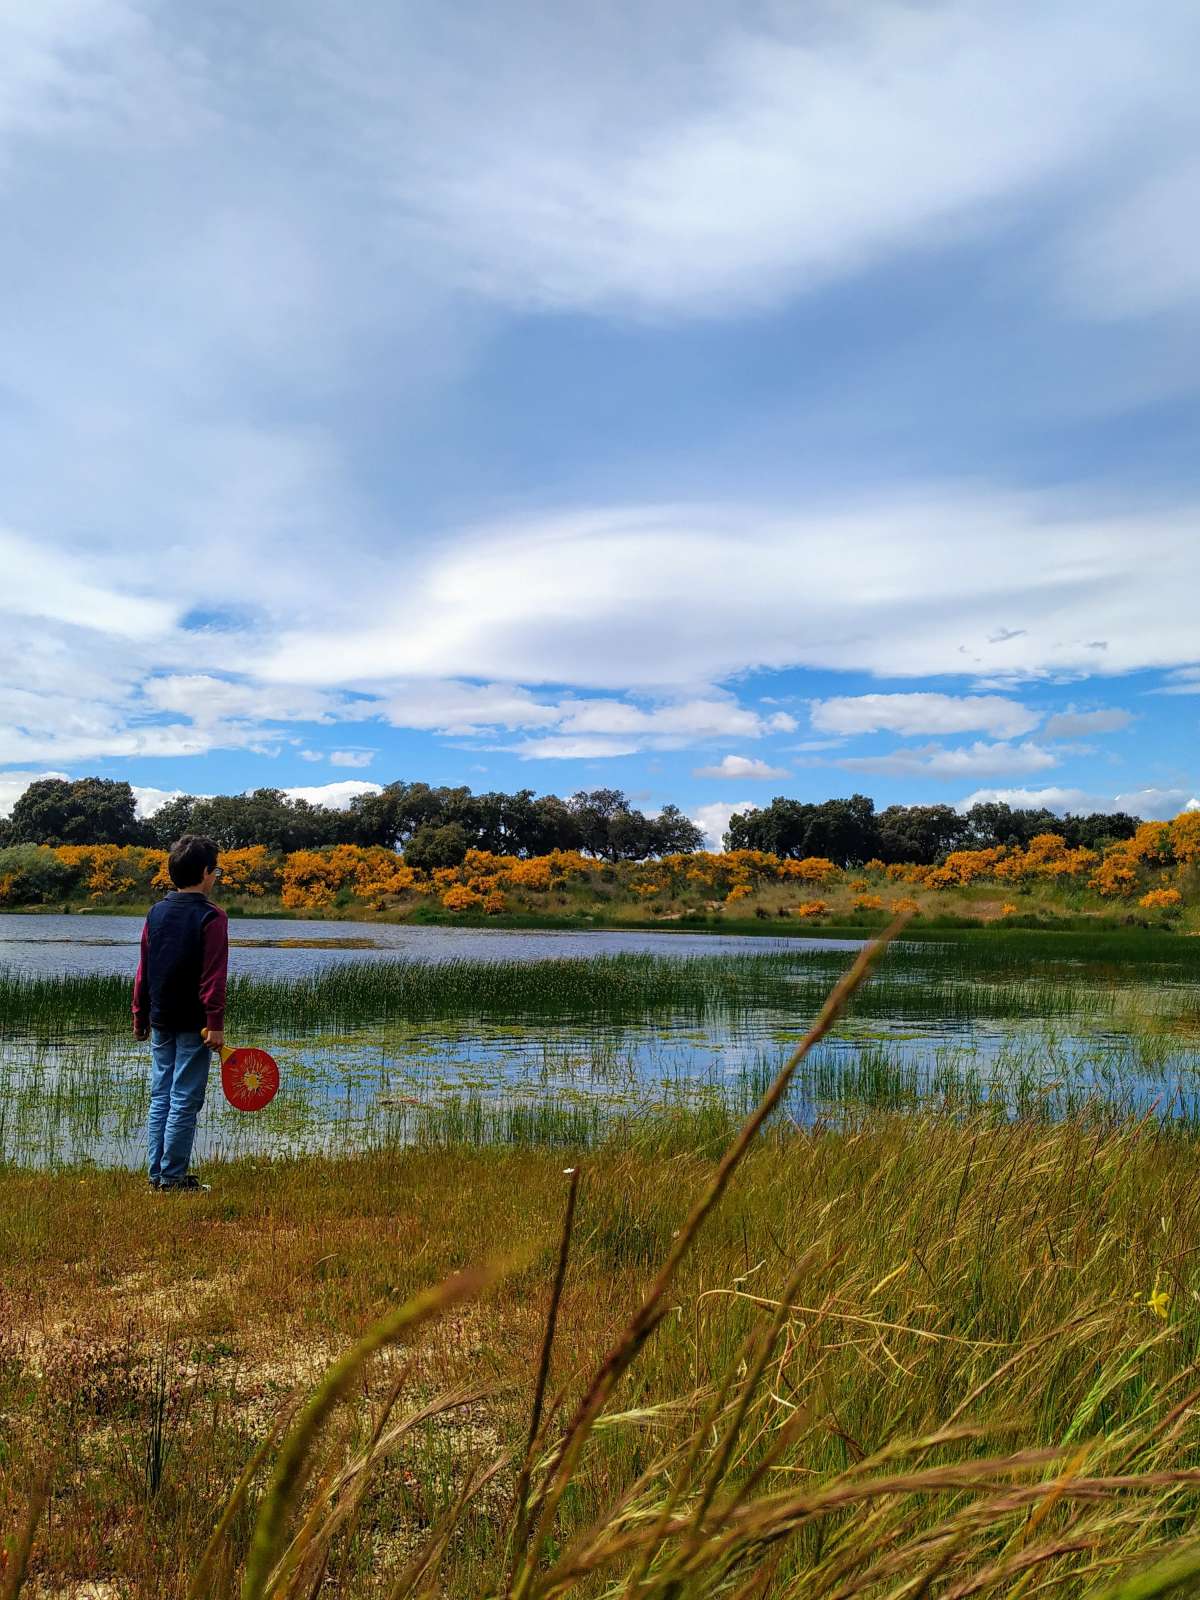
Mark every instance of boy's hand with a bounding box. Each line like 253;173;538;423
205;1028;225;1051
134;1024;150;1042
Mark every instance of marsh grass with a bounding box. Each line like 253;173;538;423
4;932;1200;1041
8;929;1200;1594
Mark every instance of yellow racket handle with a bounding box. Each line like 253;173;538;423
201;1029;232;1064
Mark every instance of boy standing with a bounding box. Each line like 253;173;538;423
133;834;228;1192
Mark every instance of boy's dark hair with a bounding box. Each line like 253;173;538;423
168;834;219;889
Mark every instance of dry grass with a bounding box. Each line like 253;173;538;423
5;1110;1200;1595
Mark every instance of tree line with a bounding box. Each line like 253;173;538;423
1;776;1142;867
0;778;703;865
725;795;1140;864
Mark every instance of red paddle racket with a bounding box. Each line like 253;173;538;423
204;1032;280;1111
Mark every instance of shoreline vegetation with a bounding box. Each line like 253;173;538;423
6;931;1200;1037
1;805;1199;935
7;934;1200;1595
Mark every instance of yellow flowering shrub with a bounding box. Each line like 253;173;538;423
781;857;839;885
793;900;828;919
1140;887;1182;911
349;851;421;908
994;836;1095;883
1171;810;1200;865
725;883;753;903
1090;854;1140;898
929;848;1008;888
218;846;279;898
442;883;483;912
1129;822;1175;864
852;893;885;911
505;857;553;891
886;863;925;884
890;896;920;914
483;889;507;915
281;848;356;910
55;845;165;900
1001;903;1019;917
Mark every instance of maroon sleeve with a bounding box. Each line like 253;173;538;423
132;921;151;1031
199;907;229;1031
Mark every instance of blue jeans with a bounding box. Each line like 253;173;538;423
147;1029;211;1185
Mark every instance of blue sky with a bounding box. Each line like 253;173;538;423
2;1;1199;845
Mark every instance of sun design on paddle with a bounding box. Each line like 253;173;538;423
220;1046;280;1111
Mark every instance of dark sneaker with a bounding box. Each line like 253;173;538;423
149;1177;161;1191
161;1175;210;1193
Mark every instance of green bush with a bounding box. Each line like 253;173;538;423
0;844;81;904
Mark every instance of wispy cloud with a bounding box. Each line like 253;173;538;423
1158;667;1200;696
1041;707;1133;739
842;741;1058;780
811;693;1039;740
260;493;1200;690
332;3;1195;319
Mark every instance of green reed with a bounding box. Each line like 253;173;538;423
4;936;1199;1043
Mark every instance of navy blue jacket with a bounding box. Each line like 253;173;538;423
132;893;229;1034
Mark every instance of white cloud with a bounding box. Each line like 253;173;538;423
1041;707;1133;739
299;749;324;762
280;781;382;810
352;4;1184;319
693;754;790;781
511;737;642;761
132;785;188;817
1113;788;1200;820
0;4;1197;800
691;799;758;852
1058;159;1200;322
260;492;1200;690
1159;667;1200;695
959;785;1200;820
1;527;174;639
142;676;358;727
377;681;563;736
811;693;1039;739
957;786;1095;815
842;741;1058;780
0;769;70;818
329;749;375;768
0;1;196;159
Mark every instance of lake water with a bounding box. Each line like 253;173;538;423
3;915;1199;1169
0;913;864;978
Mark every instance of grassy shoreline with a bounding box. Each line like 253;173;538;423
6;1113;1200;1595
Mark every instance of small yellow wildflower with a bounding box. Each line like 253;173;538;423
1146;1275;1170;1319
